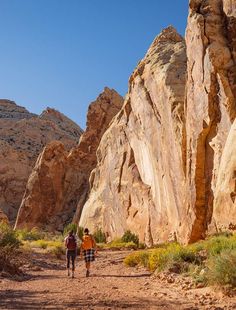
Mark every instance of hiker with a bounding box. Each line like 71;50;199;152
80;228;97;277
64;230;77;278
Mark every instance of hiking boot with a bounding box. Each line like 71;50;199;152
67;269;70;277
86;270;90;277
72;271;75;278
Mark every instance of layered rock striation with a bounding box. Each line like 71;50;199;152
185;0;236;242
0;100;83;222
80;26;188;245
15;88;123;231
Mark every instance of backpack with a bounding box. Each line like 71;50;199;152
66;235;77;250
82;234;95;250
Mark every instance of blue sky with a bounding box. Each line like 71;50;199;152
0;0;188;129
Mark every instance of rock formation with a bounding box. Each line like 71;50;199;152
15;88;123;231
212;120;236;231
185;0;236;242
80;0;236;244
80;26;188;245
0;100;83;222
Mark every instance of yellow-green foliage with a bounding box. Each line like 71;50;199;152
47;244;65;258
0;223;21;248
206;249;236;287
101;238;138;250
124;233;236;288
30;239;63;250
16;228;45;241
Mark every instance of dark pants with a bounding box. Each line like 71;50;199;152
66;249;76;271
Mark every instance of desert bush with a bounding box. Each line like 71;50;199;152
121;230;139;246
63;223;77;236
0;246;24;275
203;235;236;256
47;244;65;259
0;223;21;248
93;228;106;243
206;249;236;288
30;239;63;250
16;227;45;241
124;250;150;267
77;226;84;240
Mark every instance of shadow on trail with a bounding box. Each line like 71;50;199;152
0;289;189;309
92;273;151;278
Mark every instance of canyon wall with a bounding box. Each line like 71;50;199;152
15;88;123;231
80;26;189;245
0;100;83;222
80;0;236;244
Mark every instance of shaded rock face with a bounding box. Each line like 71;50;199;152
0;100;83;222
80;27;188;245
186;0;236;242
213;120;236;231
15;88;123;231
15;141;68;231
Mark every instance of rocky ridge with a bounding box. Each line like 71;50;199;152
15;88;123;231
0;100;83;222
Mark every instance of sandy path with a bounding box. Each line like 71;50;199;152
0;250;235;309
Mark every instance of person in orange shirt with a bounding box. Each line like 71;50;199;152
80;228;97;277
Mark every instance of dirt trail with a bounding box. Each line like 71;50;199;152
0;250;235;309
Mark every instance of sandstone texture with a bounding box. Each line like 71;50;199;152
213;120;236;231
0;100;83;222
185;0;236;241
15;88;123;231
80;27;188;245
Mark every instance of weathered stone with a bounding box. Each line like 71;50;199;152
186;0;236;242
79;26;188;245
0;208;9;224
15;88;123;231
212;119;236;231
0;100;83;222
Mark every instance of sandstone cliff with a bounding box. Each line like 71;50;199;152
80;27;188;245
15;88;123;231
185;0;236;242
0;100;83;222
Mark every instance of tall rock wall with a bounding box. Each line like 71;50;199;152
15;88;123;231
0;100;83;222
80;27;189;245
185;0;236;242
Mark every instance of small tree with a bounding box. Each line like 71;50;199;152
93;228;106;243
63;223;77;236
121;230;139;246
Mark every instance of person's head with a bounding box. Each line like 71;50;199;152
84;228;89;235
69;230;74;236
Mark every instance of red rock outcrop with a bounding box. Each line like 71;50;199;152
185;0;236;242
0;100;83;222
80;27;188;245
15;88;123;231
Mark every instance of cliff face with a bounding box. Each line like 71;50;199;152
80;0;236;244
80;27;188;245
0;100;83;222
185;0;236;242
15;88;123;231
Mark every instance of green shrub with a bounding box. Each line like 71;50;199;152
77;226;84;240
16;227;45;241
93;228;106;243
206;249;236;287
0;223;21;248
63;223;77;236
121;230;139;246
47;244;65;259
124;250;150;267
0;246;24;275
204;235;236;256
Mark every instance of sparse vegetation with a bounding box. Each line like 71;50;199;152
124;233;236;289
63;223;77;236
93;228;106;243
16;227;45;241
121;230;139;246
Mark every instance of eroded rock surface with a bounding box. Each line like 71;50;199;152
15;88;123;231
185;0;236;242
80;27;188;245
0;100;83;222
